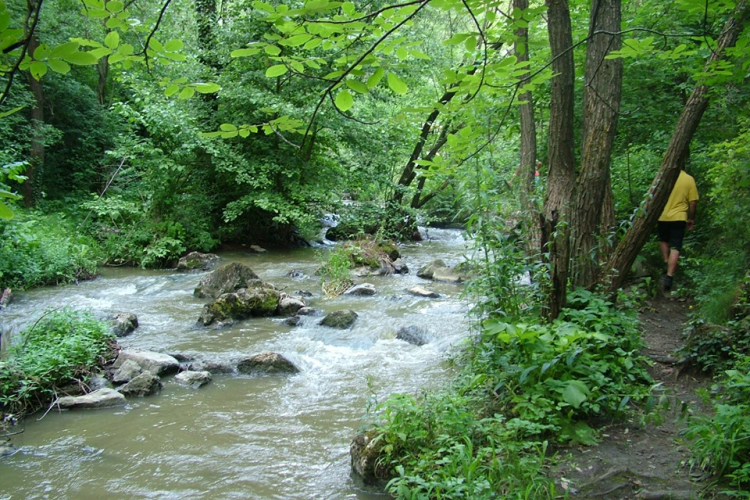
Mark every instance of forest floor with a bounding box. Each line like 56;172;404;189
553;296;714;500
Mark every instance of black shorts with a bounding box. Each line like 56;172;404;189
658;221;687;251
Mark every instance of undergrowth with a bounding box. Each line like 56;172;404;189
0;308;115;426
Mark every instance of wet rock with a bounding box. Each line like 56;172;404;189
86;373;112;391
407;286;440;299
249;245;267;253
277;293;307;316
113;350;180;376
350;431;389;487
111;312;138;338
392;258;409;274
287;269;305;279
284;315;302;326
0;442;17;457
113;359;144;383
184;359;235;374
117;372;163;397
297;306;319;316
56;388;126;409
175;370;212;389
194;262;262;299
237;352;300;375
417;259;463;283
176;251;219;271
198;287;282;326
320;310;358;329
396;326;429;346
344;283;376;296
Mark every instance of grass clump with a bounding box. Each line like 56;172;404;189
0;308;115;425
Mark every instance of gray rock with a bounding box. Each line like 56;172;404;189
237;352;300;375
194;262;262;299
175;370;212;389
176;251;219;271
184;360;235;374
111;312;138;337
416;259;463;283
407;286;441;298
416;259;447;279
319;309;358;329
198;287;282;326
86;373;112;391
117;372;162;397
350;432;388;487
113;359;144;383
277;293;307;316
344;283;377;296
249;245;267;253
56;388;126;409
284;315;302;326
392;258;409;274
113;350;180;376
397;326;429;346
296;307;318;316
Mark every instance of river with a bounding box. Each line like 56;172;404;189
0;228;474;500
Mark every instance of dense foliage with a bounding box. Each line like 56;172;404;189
0;308;114;420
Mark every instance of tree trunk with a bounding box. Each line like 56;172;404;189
570;0;622;288
603;1;750;295
26;35;44;208
541;0;576;319
514;0;540;257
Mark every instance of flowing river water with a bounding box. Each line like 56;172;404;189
0;228;475;500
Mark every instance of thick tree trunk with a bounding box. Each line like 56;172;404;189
541;0;576;319
514;0;540;257
570;0;622;288
603;1;750;295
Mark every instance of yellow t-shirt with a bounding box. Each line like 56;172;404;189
659;170;699;222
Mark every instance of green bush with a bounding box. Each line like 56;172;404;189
0;211;101;290
0;308;115;418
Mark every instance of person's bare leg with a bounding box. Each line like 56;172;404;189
661;241;670;264
667;249;680;277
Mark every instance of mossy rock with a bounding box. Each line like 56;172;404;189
319;309;358;329
237;352;299;375
194;262;261;299
198;288;281;326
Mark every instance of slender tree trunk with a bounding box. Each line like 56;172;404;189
603;1;750;295
514;0;540;257
26;35;44;208
570;0;622;288
541;0;576;319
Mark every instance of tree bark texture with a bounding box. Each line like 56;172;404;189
514;0;541;258
570;0;622;288
542;0;576;319
26;35;43;208
604;1;750;295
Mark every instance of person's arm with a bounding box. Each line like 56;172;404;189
687;200;697;230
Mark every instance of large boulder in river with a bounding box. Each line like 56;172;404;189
198;287;282;326
416;259;464;283
177;251;219;271
112;359;144;383
117;372;163;397
113;350;180;376
237;352;300;375
194;262;262;299
276;293;307;316
320;309;358;329
351;431;390;487
344;283;376;296
56;388;126;409
397;325;429;346
111;312;138;337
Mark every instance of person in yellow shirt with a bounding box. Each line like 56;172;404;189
657;167;699;295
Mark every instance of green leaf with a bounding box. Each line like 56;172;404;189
220;123;238;132
63;51;99;65
281;33;313;47
266;64;288;77
0;201;14;220
0;12;11;32
264;45;282;56
30;61;47;79
0;106;24;119
178;87;195;99
562;380;590;408
33;44;51;60
47;58;71;74
164;84;180;96
104;31;120;49
345;79;369;94
334;89;354;111
303;38;322;50
387;72;408;94
106;0;124;12
193;82;221;94
231;48;262;58
164;39;184;51
50;42;80;57
83;0;105;8
366;67;385;88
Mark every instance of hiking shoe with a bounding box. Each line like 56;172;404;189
659;274;673;297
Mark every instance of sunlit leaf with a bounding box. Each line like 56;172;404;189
178;87;195;99
193;82;221;94
345;79;369;94
266;64;288;77
231;48;262;58
164;84;180;96
47;58;71;74
106;0;124;13
335;89;354;111
164;39;184;52
63;51;99;65
264;45;282;56
104;31;120;49
366;67;385;88
281;33;313;47
387;72;407;94
0;201;14;220
30;61;47;79
50;42;80;57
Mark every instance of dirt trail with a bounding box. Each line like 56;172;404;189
554;298;711;500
